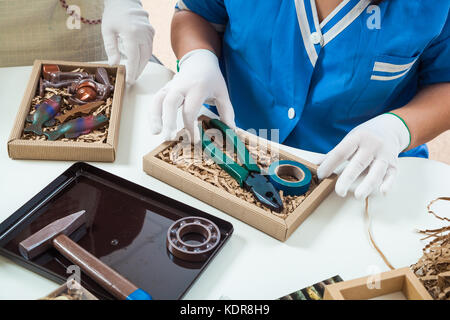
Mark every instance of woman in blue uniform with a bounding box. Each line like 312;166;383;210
149;0;450;199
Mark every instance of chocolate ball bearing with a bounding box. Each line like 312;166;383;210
167;217;220;262
76;80;97;101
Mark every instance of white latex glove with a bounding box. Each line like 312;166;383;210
317;113;410;199
149;49;236;142
102;0;155;85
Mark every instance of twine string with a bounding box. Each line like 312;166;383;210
365;196;450;272
364;197;395;270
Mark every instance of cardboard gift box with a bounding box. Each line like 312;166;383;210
143;119;337;241
7;60;125;162
324;268;433;300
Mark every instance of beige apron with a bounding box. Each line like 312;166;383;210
0;0;107;67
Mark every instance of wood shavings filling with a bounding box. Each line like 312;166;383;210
21;68;115;143
411;197;450;300
157;134;319;218
40;287;84;301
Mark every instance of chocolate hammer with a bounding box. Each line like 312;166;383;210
19;210;152;300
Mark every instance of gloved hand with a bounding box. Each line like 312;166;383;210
317;113;410;199
149;49;236;142
102;0;155;85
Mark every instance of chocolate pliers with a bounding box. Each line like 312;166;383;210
201;119;284;212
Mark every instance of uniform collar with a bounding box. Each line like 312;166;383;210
294;0;371;67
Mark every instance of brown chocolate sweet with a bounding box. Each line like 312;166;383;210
76;86;97;101
78;80;97;90
55;100;104;123
39;66;112;104
167;217;220;262
95;67;113;100
42;64;60;81
19;210;151;300
39;78;75;97
49;71;92;83
96;67;113;91
67;72;113;105
39;65;94;96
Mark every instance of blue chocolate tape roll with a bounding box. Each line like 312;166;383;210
268;160;312;196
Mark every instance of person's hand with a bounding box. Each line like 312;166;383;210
149;49;236;143
102;0;155;85
317;113;410;199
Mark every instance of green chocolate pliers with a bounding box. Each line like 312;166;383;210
200;119;284;213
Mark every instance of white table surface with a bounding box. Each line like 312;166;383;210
0;62;449;300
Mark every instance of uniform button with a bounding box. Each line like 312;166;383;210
310;32;323;46
288;107;296;120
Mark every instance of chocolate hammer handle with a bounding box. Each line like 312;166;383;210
53;234;138;300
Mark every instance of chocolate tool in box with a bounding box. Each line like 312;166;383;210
19;210;152;300
39;64;114;104
24;64;113;140
44;114;109;141
24;95;63;135
201;119;284;212
54;100;104;123
24;93;108;140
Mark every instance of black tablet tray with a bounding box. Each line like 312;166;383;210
0;162;233;300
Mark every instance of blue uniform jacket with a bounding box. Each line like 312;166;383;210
176;0;450;158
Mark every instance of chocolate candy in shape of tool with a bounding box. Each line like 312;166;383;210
76;86;97;102
68;68;113;105
75;80;98;101
42;64;60;81
268;160;312;196
24;95;62;135
55;101;104;123
39;65;93;97
18;211;152;300
44;114;109;141
19;210;86;260
167;217;220;262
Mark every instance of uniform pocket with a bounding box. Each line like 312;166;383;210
347;54;419;118
370;54;419;82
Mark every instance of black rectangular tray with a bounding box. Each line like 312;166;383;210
0;162;233;300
